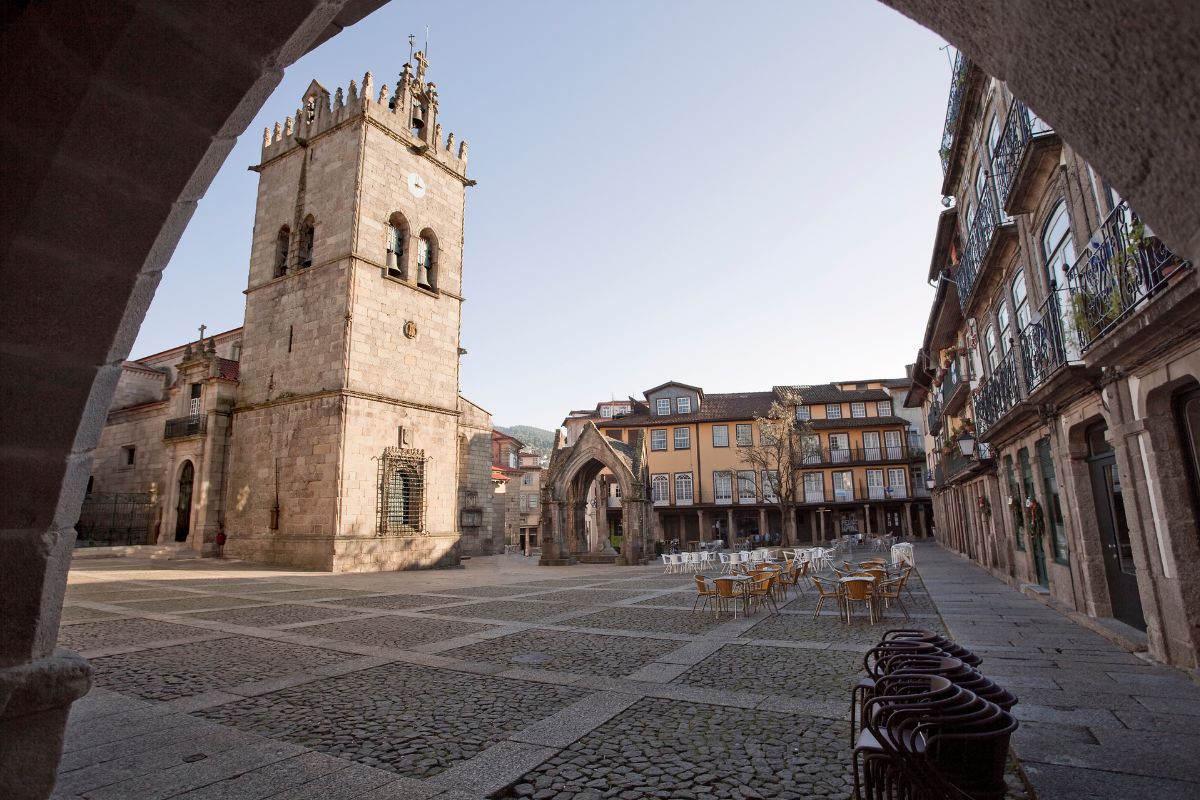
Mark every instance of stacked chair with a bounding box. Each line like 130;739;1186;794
850;629;1018;800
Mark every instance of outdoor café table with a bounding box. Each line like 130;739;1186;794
713;575;753;616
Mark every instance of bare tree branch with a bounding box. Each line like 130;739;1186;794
737;390;814;545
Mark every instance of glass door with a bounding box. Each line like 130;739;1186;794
829;433;849;464
1087;424;1146;630
884;430;903;460
863;431;881;461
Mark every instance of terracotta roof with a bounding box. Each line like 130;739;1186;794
643;380;705;397
774;384;892;403
808;415;912;430
216;358;239;381
597;391;776;427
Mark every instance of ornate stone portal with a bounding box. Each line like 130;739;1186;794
538;423;650;566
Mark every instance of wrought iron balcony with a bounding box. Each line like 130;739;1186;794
1019;294;1070;394
954;176;1010;312
1064;201;1193;353
799;445;918;467
940;357;968;412
973;349;1023;439
164;415;205;440
992;100;1059;215
927;394;944;436
939;50;972;175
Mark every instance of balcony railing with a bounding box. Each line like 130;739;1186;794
953;175;1007;311
607;496;621;509
941;357;965;408
927;394;944;435
1019;294;1070;394
164;415;205;440
973;349;1023;439
800;445;917;467
1064;200;1193;353
993;100;1052;208
939;51;971;174
804;488;826;503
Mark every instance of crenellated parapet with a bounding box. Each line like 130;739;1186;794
260;55;468;178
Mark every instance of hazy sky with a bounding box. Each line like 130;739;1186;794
132;0;953;431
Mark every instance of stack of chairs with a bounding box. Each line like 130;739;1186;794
850;629;1018;800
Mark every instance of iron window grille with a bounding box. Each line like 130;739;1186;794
377;447;428;535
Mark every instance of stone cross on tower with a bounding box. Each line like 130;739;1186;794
198;323;207;341
414;50;428;84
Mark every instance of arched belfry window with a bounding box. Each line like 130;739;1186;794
298;216;315;269
274;226;290;278
378;447;426;534
417;230;437;290
386;213;408;279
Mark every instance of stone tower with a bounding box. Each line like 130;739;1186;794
224;57;472;571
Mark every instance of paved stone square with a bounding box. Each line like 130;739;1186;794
52;545;1200;799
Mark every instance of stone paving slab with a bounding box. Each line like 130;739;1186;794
57;618;217;652
179;603;372;627
444;628;680;677
296;614;499;650
918;543;1200;800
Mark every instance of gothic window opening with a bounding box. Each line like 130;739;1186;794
417;231;436;289
274;226;290;277
377;447;427;535
387;213;408;278
298;216;315;269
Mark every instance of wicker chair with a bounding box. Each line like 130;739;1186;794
810;575;842;619
692;574;718;614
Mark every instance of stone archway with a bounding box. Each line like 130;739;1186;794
539;423;651;567
2;2;1200;795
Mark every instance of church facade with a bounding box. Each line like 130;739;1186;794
84;57;497;571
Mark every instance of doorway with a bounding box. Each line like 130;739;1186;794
1087;423;1146;630
175;461;194;543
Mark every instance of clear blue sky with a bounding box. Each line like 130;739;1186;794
133;0;953;431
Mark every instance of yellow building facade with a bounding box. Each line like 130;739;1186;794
571;380;932;548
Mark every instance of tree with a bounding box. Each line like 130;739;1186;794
738;390;815;546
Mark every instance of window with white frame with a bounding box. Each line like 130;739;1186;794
1042;200;1076;291
888;468;908;498
762;470;780;502
651;474;669;505
997;301;1012;354
851;401;867;418
674;473;694;504
795;404;811;421
521;473;532;486
801;434;822;464
650;429;667;451
985;324;999;371
803;472;825;502
656;398;671;416
737;470;756;503
877;400;893;417
600;406;613;418
714;471;733;503
735;423;753;447
831;470;854;500
676;396;692;414
712;424;729;447
826;403;843;419
673;427;690;449
1012;270;1030;329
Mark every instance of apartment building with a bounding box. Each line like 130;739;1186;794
566;379;931;550
906;51;1200;669
490;431;543;552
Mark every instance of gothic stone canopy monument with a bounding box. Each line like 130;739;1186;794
539;423;651;566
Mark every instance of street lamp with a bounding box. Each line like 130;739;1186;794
925;476;936;491
956;430;977;458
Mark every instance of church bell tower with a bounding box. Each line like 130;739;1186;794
225;55;472;571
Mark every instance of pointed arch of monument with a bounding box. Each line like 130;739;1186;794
539;423;651;567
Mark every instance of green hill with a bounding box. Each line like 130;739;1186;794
495;424;556;459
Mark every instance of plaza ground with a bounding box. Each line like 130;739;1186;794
52;544;1200;799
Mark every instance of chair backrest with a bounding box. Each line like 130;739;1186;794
844;578;872;601
661;554;671;566
714;579;738;598
811;575;836;595
669;553;683;565
694;574;710;592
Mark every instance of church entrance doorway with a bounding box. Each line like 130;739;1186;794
175;461;195;543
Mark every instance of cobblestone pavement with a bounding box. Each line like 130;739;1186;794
444;628;680;676
55;543;1196;799
495;698;853;800
199;663;587;779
